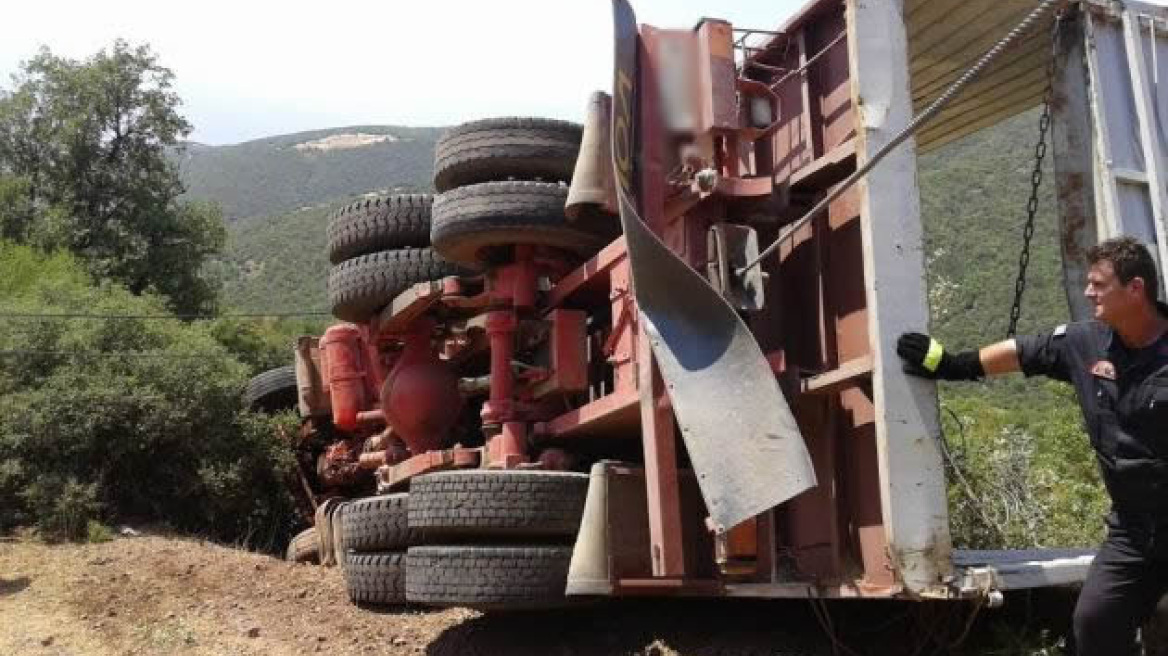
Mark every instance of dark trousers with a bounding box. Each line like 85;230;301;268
1071;513;1168;655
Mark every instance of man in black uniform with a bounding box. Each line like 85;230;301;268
897;236;1168;655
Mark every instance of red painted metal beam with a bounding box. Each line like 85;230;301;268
636;26;687;579
544;236;628;309
637;328;685;577
535;386;639;440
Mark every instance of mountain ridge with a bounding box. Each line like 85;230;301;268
178;124;446;222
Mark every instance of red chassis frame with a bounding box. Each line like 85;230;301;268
321;1;909;600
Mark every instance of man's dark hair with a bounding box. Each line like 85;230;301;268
1087;236;1160;303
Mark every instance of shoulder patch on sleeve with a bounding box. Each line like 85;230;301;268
1053;324;1067;338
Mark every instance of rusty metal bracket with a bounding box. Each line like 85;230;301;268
706;224;766;311
735;78;784;142
375;446;482;492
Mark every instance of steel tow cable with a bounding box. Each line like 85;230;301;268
737;0;1063;278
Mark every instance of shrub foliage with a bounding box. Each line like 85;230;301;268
0;242;300;548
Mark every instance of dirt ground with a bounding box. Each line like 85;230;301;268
0;532;1077;656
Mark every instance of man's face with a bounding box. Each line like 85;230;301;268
1084;260;1144;325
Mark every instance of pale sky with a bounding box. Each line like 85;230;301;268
0;0;806;145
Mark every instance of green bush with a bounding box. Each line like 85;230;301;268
938;381;1107;549
0;241;301;550
86;520;114;543
23;478;102;542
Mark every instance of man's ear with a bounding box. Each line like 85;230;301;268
1129;276;1146;298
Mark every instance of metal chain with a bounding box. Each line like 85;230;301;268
1008;12;1062;338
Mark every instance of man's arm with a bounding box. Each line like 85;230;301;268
898;329;1073;382
978;339;1021;376
896;333;1020;380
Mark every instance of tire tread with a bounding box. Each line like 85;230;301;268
405;545;572;610
342;494;417;552
408;470;588;540
286;527;320;564
433;117;583;192
344;551;406;604
326;194;432;264
327;248;464;322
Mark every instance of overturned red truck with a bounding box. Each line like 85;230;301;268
247;0;1168;612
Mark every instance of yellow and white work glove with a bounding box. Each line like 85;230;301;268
895;332;984;381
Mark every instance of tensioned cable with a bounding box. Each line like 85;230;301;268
738;0;1062;277
767;31;846;91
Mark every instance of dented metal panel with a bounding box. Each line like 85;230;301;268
593;0;1105;599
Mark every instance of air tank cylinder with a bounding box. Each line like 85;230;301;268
320;323;367;431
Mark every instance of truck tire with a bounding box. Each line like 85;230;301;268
433;117;582;192
342;494;418;553
326;194;432;264
405;545;572;610
330;501;349;569
327;248;465;323
431;182;616;269
344;552;407;605
286;527;320;564
243;365;298;412
408;470;589;540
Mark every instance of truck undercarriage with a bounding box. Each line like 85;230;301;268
250;0;1168;614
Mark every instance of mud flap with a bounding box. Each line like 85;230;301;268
567;461;716;595
610;0;815;533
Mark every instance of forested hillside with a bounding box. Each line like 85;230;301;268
0;242;301;547
0;42;324;548
178;125;443;222
209;204;336;314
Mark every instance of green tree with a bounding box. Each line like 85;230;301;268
0;40;224;314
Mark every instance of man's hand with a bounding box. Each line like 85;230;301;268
896;332;985;381
896;332;947;378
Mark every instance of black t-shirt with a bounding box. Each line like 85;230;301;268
1015;303;1168;515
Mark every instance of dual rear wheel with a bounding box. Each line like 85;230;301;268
326;117;599;608
324;117;619;323
403;470;587;610
324;194;466;323
339;494;413;605
429;117;617;270
337;471;588;610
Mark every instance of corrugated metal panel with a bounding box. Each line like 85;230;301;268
908;0;1057;153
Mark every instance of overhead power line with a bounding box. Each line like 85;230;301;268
0;310;331;321
0;349;225;359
